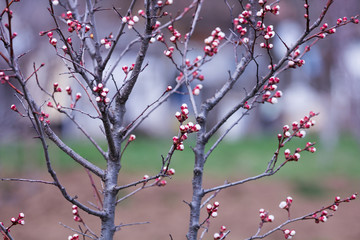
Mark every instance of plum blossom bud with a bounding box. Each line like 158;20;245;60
166;85;173;92
129;134;136;142
52;0;59;5
293;152;301;160
10;104;17;111
297;130;306;138
279;201;287;209
309;147;316;153
193;124;201;132
284;149;291;157
211;212;218;218
168;168;175;175
288;60;295;67
75;93;82;101
330;205;338;211
214;233;221;239
267;215;274;222
50;38;57;47
143;174;149;180
105;42;111;49
269;97;278;104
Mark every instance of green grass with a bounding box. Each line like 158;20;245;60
1;133;359;181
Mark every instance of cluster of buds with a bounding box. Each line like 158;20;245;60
206;201;220;218
234;9;252;26
175;103;189;122
173;122;201;151
262;76;281;104
122;64;135;74
0;212;25;238
10;212;25;226
259;25;275;49
257;1;280;16
162;167;175;176
72;205;82;222
164;46;174;58
38;111;50;124
0;71;9;84
53;82;62;93
320;23;336;34
63;11;90;34
156;0;173;7
263;25;275;40
173;105;201;151
305;141;316;153
168;25;182;43
213;225;227;239
122;15;139;29
288;58;305;68
150;33;163;43
283;229;296;239
243;101;250;109
42;31;57;47
192;84;203;96
313;194;357;224
279;196;293;210
259;208;274;222
68;234;79;240
203;27;225;56
100;33;114;49
155;177;167;187
189;70;205;82
336;16;359;25
179;122;201;134
278;111;317;143
233;19;248;36
93;83;110;104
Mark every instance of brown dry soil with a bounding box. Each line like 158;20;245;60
0;171;359;240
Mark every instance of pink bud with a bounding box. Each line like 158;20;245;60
129;134;136;142
10;104;17;111
350;193;357;200
50;38;57;47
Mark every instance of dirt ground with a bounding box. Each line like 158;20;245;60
0;170;359;240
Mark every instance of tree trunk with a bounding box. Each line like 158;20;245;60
99;160;121;239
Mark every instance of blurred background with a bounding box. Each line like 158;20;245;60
0;0;359;239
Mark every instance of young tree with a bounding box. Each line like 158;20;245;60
0;0;358;239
